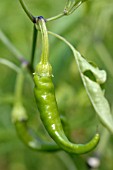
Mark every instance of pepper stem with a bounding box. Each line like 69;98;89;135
35;16;52;76
38;16;49;65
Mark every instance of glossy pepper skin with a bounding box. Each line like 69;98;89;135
33;72;100;154
33;16;100;154
12;67;60;152
12;102;60;152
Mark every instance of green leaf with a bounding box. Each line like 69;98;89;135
74;52;113;134
49;31;113;134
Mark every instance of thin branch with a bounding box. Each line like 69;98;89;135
0;29;33;74
46;13;64;22
0;29;24;61
30;25;38;68
46;0;88;22
18;0;36;23
0;58;20;73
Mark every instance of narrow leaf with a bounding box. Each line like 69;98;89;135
73;48;113;134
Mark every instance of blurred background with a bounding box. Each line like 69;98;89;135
0;0;113;169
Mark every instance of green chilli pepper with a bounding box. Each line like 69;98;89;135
12;66;60;152
33;16;100;154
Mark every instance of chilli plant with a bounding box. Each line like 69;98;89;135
0;0;113;169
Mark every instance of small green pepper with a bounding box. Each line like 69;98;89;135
12;66;60;152
33;16;100;154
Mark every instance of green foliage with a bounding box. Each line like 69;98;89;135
0;0;113;169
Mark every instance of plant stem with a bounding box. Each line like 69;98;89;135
46;13;64;22
38;17;49;65
46;0;88;22
0;30;24;62
48;31;75;52
30;25;38;68
0;29;33;74
14;66;25;103
0;58;20;73
18;0;36;23
68;0;86;15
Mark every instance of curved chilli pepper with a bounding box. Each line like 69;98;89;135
33;17;100;154
12;66;60;152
